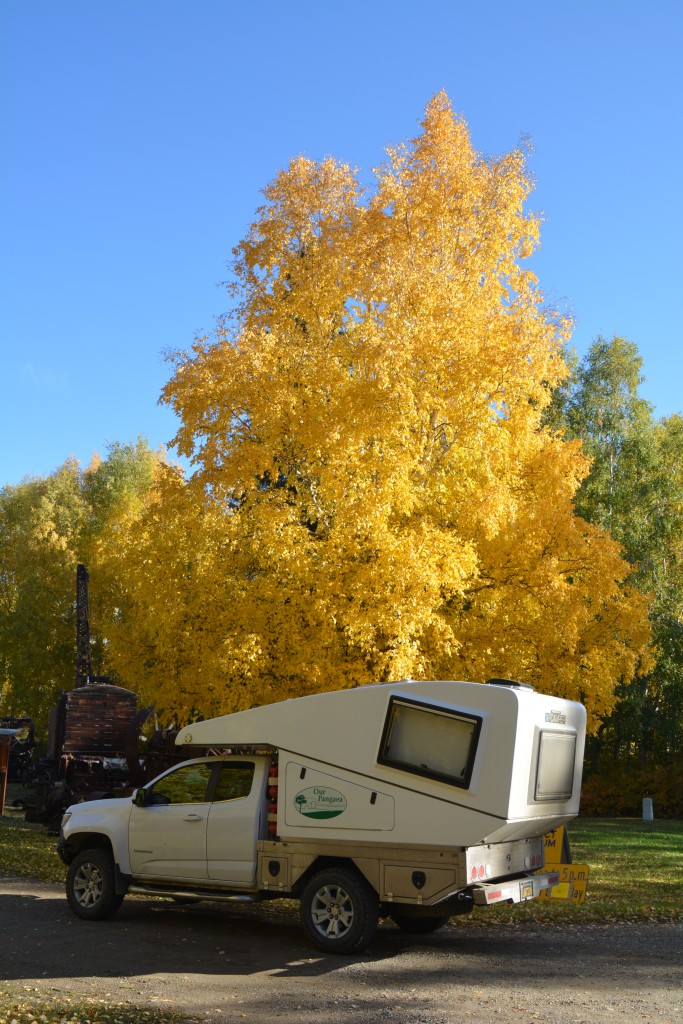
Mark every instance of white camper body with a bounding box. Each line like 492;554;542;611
176;678;585;847
59;680;586;953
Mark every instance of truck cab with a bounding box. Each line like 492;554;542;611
129;756;268;884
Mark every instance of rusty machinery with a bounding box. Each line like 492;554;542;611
21;565;183;831
0;717;35;784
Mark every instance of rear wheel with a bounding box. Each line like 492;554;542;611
300;867;378;954
389;911;451;934
66;848;123;920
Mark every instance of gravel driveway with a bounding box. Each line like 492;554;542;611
1;877;681;1024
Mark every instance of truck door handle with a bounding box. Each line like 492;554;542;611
183;814;204;822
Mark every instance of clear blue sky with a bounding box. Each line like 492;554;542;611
2;0;681;487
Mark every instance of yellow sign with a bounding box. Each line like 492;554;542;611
539;863;590;903
539;828;589;902
543;826;566;865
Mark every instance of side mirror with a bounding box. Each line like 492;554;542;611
133;788;148;807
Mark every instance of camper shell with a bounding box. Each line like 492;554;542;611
59;679;586;953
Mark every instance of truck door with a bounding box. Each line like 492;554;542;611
129;761;213;880
206;759;267;885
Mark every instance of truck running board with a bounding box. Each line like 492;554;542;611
127;884;260;903
471;871;560;906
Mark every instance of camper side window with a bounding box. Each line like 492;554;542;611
378;697;481;788
534;730;576;801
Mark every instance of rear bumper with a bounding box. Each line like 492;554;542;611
471;870;560;906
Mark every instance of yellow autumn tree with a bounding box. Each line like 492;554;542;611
103;94;651;728
0;441;166;731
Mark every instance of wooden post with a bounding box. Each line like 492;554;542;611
0;729;18;815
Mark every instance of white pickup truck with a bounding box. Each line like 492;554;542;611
58;679;586;952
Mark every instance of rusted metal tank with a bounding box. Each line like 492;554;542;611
50;683;137;758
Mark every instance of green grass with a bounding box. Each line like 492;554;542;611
0;993;202;1024
0;804;65;883
568;816;683;921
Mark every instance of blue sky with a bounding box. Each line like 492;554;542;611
1;0;681;487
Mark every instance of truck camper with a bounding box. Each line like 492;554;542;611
59;679;586;953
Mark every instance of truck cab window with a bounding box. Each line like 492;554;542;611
213;762;255;802
151;762;213;804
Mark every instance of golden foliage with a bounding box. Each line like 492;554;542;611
0;442;166;730
101;95;651;729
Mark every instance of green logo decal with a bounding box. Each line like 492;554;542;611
294;787;347;819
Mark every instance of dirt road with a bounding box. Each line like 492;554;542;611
1;877;681;1024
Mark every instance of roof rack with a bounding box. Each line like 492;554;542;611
486;678;534;691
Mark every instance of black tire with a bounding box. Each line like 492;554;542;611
66;848;124;921
389;911;451;934
300;867;379;954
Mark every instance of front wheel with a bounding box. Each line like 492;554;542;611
300;867;378;954
66;848;124;920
